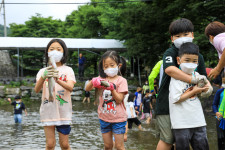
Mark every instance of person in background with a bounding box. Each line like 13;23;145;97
7;95;27;124
140;89;153;124
83;78;92;103
78;53;86;80
126;93;143;130
205;21;225;79
142;80;149;96
148;60;163;92
134;87;142;115
213;77;225;150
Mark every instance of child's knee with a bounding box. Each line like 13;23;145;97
115;143;125;150
60;141;70;149
46;140;56;149
104;143;113;150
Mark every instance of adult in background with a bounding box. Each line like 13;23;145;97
78;53;86;80
205;21;225;79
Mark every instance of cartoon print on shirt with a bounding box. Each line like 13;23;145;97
101;90;117;114
56;95;68;106
56;90;68;106
59;74;67;81
15;103;21;110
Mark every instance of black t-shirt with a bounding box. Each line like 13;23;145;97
156;44;207;115
143;96;152;113
11;101;25;114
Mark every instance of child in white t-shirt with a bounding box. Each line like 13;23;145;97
126;93;142;131
169;42;213;150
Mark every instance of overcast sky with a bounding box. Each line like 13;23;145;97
0;0;90;26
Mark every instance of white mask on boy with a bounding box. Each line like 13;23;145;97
180;63;198;74
48;50;63;63
174;37;193;49
104;66;119;77
222;84;225;88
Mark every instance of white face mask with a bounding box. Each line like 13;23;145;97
148;94;152;97
173;37;193;49
48;50;63;63
222;84;225;88
104;66;119;77
180;63;198;74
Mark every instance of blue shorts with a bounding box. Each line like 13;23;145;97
56;125;71;135
99;119;126;134
14;114;22;124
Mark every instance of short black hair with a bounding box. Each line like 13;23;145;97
178;42;199;57
146;89;150;93
45;39;68;66
15;95;21;100
98;51;126;78
128;93;135;102
169;18;194;36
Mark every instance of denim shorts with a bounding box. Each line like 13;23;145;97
56;125;71;135
14;114;22;124
99;119;127;134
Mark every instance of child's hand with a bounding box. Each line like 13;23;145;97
41;66;55;80
192;85;207;95
7;98;11;102
216;112;223;120
53;69;59;82
105;82;116;91
92;77;105;89
191;74;207;84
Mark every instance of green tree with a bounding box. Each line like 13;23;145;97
9;14;64;75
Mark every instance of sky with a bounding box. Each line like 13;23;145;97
0;0;90;26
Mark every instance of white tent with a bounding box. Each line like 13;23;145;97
0;37;126;77
0;37;126;51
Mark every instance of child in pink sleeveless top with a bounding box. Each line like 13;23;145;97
35;39;76;150
86;51;128;150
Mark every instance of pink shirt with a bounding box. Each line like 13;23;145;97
36;65;76;125
98;76;128;123
213;32;225;59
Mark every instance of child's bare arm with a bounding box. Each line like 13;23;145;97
150;103;153;110
130;107;134;118
165;66;192;83
24;109;28;116
175;85;207;103
57;80;75;92
111;90;125;104
85;80;94;91
34;77;45;93
139;103;143;111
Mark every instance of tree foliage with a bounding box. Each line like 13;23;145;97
8;0;225;76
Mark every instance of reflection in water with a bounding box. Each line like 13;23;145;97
13;124;23;138
0;101;219;149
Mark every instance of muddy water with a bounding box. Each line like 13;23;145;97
0;101;218;150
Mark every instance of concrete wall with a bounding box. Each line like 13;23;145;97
0;50;16;77
0;85;87;101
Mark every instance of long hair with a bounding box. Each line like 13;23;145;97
98;51;126;78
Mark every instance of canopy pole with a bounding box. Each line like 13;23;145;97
17;48;19;78
21;49;23;77
138;57;141;86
